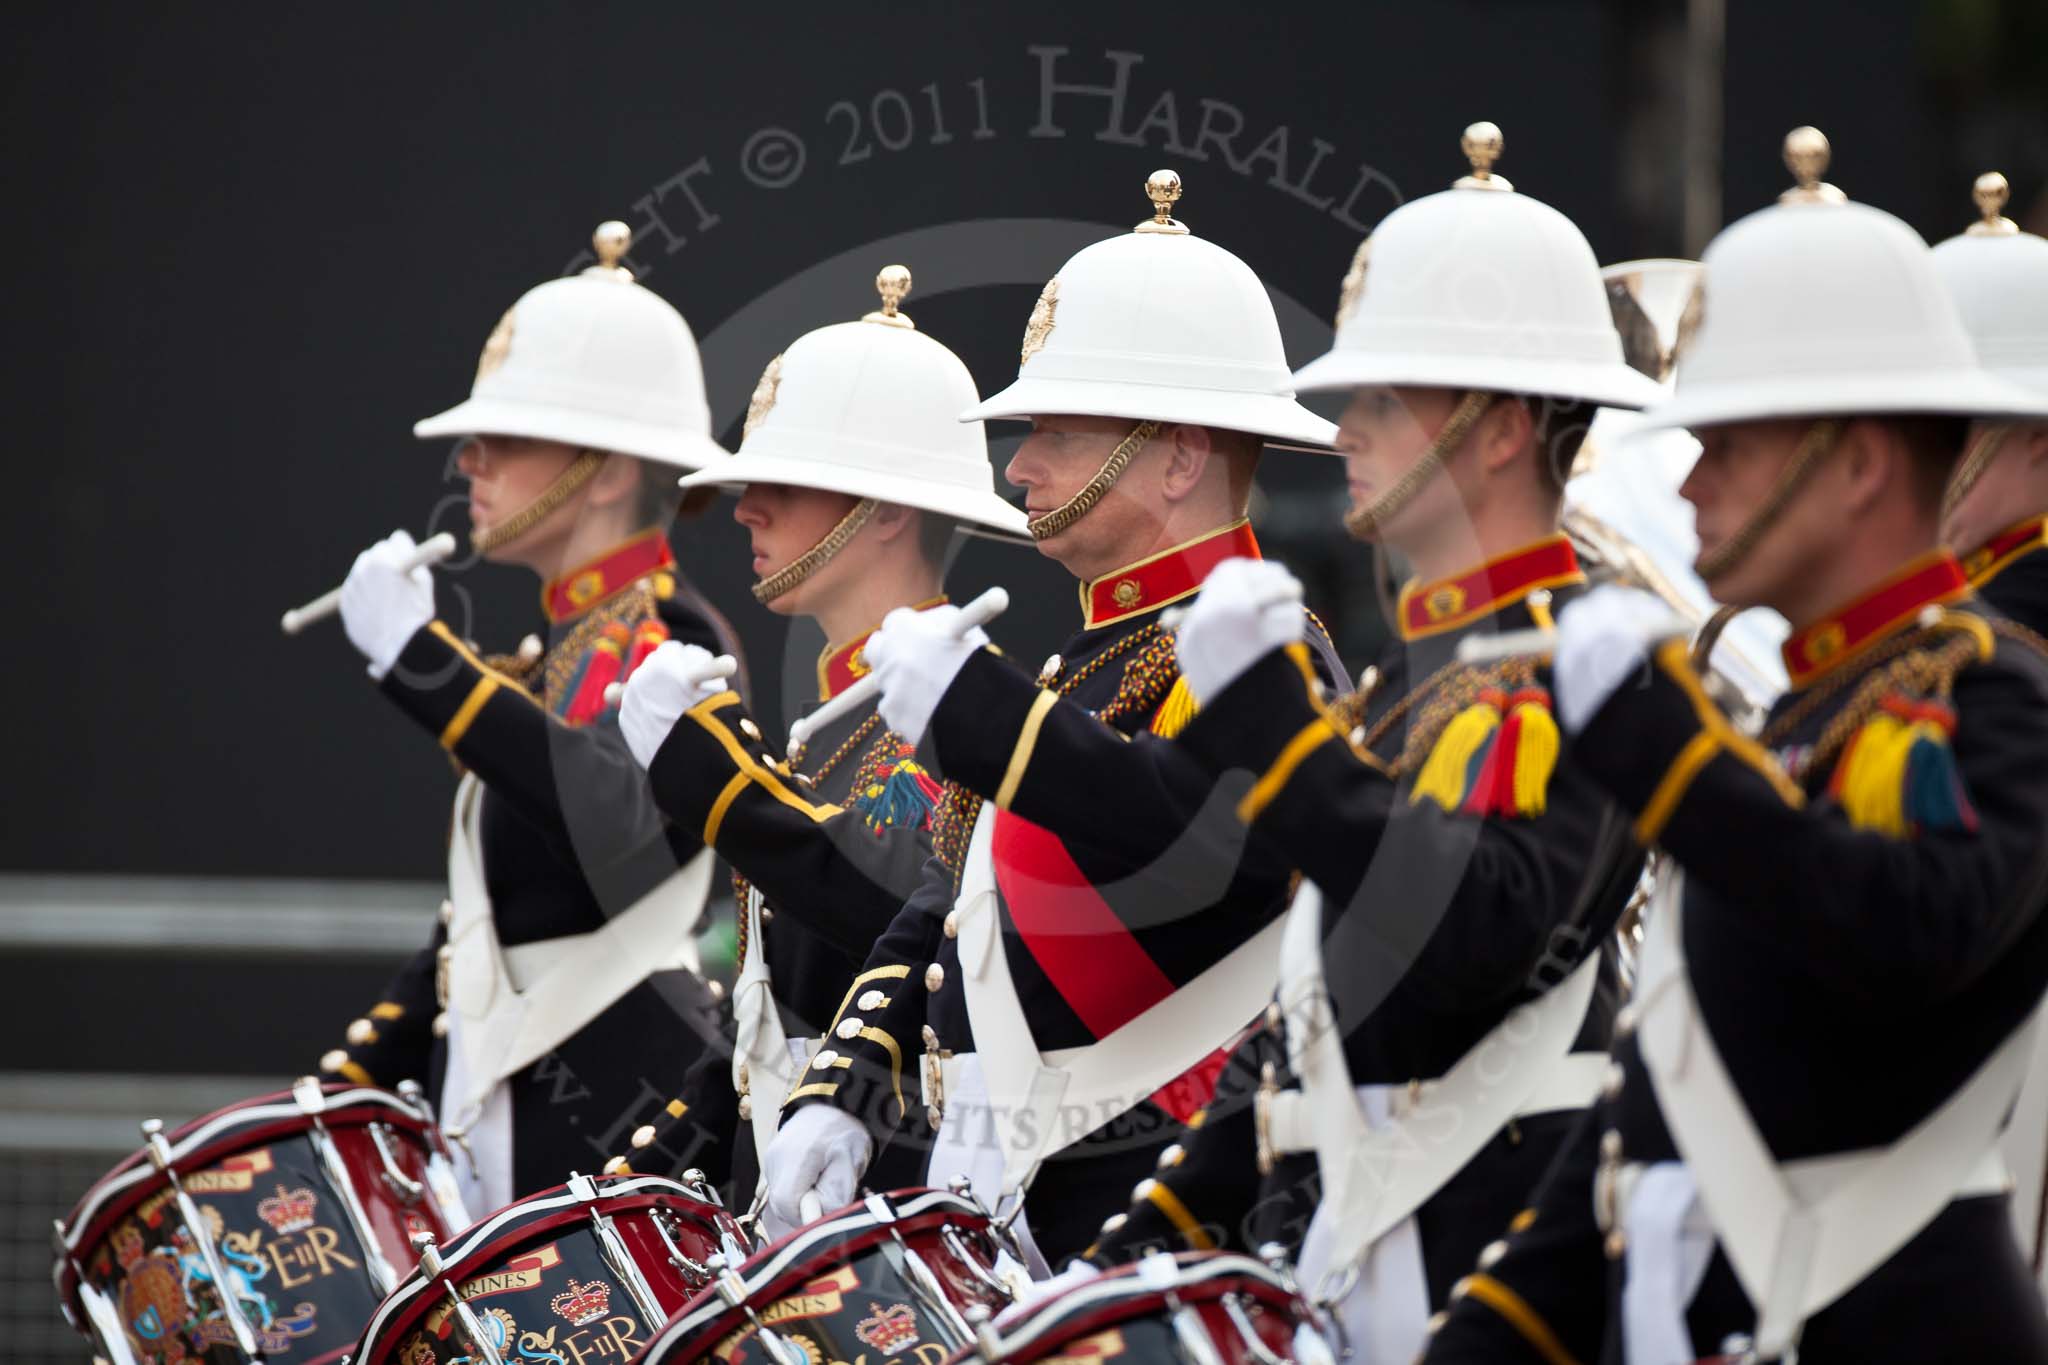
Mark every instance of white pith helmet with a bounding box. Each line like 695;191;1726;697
679;265;1028;540
961;170;1336;451
1645;129;2048;431
415;222;728;471
1290;122;1663;411
1931;171;2048;397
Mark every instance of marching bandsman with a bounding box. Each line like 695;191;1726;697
1934;171;2048;637
1079;124;1665;1365
315;223;743;1215
1426;131;2048;1362
1933;170;2048;1293
596;264;1031;1196
760;171;1346;1263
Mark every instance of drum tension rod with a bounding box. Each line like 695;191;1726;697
568;1171;668;1327
1218;1293;1289;1365
294;1077;402;1294
708;1253;810;1365
649;1207;714;1287
143;1118;268;1360
368;1122;426;1204
866;1192;976;1346
416;1231;508;1365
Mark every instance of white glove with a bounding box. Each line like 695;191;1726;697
1173;558;1306;703
863;604;991;745
340;530;436;680
761;1103;872;1239
620;641;731;768
1551;584;1688;733
994;1259;1103;1327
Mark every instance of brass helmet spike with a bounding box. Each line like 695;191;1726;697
1134;169;1190;235
1966;171;2019;237
1453;122;1513;192
862;264;917;328
1779;128;1846;205
584;221;636;281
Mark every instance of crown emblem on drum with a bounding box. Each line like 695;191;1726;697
854;1303;922;1356
257;1184;319;1235
550;1278;613;1326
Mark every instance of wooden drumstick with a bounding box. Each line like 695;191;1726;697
603;652;739;708
281;532;459;635
784;586;1010;758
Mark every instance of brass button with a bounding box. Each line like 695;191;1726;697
737;1094;754;1121
707;980;726;1002
1425;1311;1449;1335
760;752;779;768
857;989;886;1011
431;1012;450;1038
835;1017;864;1040
630;1124;657;1150
924;963;945;992
813;1049;840;1070
1615;1004;1639;1036
1600;1129;1624;1162
1478;1238;1509;1270
926;1105;941;1130
943;910;960;939
1449;1275;1472;1301
1602;1061;1626;1101
1037;653;1063;686
1264;1001;1284;1034
1099;1212;1128;1237
1605;1228;1627;1260
1156;1143;1185;1171
345;1018;376;1046
319;1048;348;1073
740;718;762;741
517;634;544;662
1131;1177;1158;1203
438;898;454;925
602;1155;631;1176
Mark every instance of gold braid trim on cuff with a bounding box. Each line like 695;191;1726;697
1344;391;1495;538
752;497;880;603
1027;420;1160;540
471;450;606;553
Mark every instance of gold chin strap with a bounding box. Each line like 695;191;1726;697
1343;391;1496;540
751;497;880;604
1695;418;1844;583
1027;420;1162;541
1941;421;2013;525
470;449;607;553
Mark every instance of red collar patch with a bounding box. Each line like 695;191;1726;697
1960;514;2048;590
817;595;949;700
1397;534;1584;641
541;530;675;624
1081;520;1262;630
1781;549;1971;688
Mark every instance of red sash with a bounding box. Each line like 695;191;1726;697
990;812;1234;1123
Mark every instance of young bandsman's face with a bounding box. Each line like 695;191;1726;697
455;435;585;566
733;482;864;615
1333;384;1470;546
1680;418;1836;609
1008;414;1167;580
1943;420;2048;556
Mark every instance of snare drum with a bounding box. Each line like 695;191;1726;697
351;1170;744;1364
53;1077;471;1365
638;1187;1016;1365
973;1252;1333;1365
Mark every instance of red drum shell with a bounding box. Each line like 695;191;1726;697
352;1173;741;1365
972;1253;1314;1365
639;1187;1012;1365
53;1083;464;1365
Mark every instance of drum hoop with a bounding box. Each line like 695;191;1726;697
352;1174;717;1355
640;1188;985;1360
54;1085;433;1304
978;1254;1299;1361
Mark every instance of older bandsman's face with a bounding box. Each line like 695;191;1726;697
1680;419;1838;610
1007;414;1166;581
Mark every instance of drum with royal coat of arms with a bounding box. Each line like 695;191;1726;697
636;1187;1016;1365
351;1170;744;1365
53;1079;472;1365
968;1252;1333;1365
